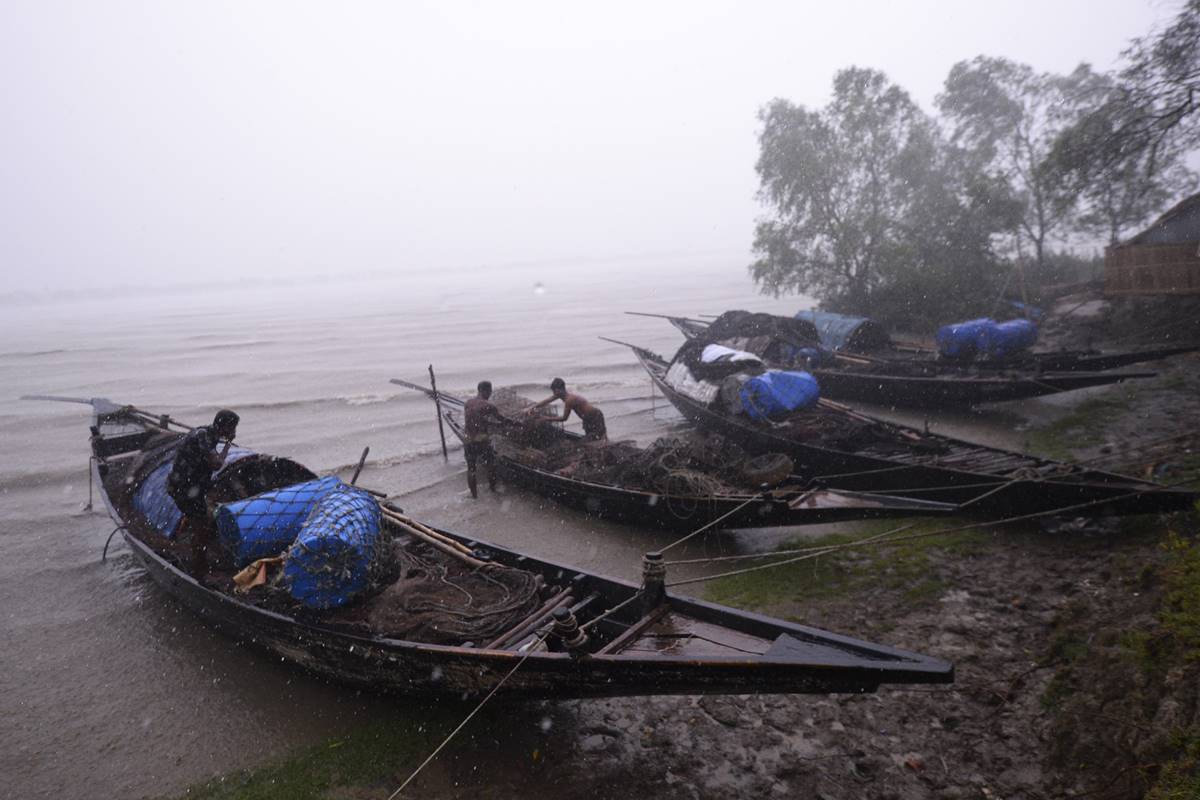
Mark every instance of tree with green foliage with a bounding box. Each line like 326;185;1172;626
1065;81;1197;244
1077;0;1200;178
937;57;1098;273
1051;2;1200;243
750;68;1013;327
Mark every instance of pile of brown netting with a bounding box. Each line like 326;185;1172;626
329;537;544;645
489;387;806;494
498;423;764;496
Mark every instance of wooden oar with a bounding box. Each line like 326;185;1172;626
624;310;711;326
20;394;94;405
389;377;466;406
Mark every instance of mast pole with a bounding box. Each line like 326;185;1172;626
429;364;449;461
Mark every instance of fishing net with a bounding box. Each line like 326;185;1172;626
501;431;755;495
354;538;543;645
280;483;386;610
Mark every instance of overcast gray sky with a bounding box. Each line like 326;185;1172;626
0;1;1183;292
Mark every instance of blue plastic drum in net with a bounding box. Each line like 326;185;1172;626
214;475;343;567
281;484;381;610
739;370;820;421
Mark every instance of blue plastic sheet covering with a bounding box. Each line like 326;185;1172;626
936;318;993;358
214;475;343;567
936;318;1038;359
281;483;382;610
793;311;891;352
132;445;257;538
739;370;820;421
990;319;1039;358
133;461;183;537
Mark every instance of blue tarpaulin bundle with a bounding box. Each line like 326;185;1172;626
133;461;183;537
989;319;1039;358
214;475;343;566
281;484;382;610
739;370;820;421
936;318;1038;360
793;311;891;352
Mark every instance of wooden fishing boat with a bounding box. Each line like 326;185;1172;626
636;312;1161;409
390;378;956;530
606;343;1198;518
56;396;953;698
660;311;1199;373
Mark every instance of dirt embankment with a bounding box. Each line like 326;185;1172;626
185;294;1200;800
496;295;1200;800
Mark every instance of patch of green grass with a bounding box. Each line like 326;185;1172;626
175;717;446;800
1040;669;1076;710
1146;727;1200;800
1116;531;1200;680
1159;532;1200;661
1024;387;1140;461
1039;610;1095;709
702;517;987;611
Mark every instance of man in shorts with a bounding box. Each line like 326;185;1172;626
463;381;504;498
527;377;607;442
167;409;238;577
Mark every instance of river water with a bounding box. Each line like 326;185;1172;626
2;254;1074;799
0;254;815;798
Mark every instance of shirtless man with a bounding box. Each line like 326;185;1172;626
463;380;504;498
527;377;607;442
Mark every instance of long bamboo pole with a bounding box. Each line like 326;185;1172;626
383;513;488;569
379;507;481;560
429;365;449;461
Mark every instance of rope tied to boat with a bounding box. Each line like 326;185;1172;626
101;525;128;561
662;476;1199;588
386;630;554;799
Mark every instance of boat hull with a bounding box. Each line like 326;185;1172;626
84;401;952;699
627;347;1195;518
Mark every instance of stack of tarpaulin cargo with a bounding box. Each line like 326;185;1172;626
663;340;822;420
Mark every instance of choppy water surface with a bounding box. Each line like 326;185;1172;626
1;256;1044;798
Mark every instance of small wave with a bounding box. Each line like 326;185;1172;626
193;340;279;351
0;348;69;358
341;393;397;406
223;392;424;413
1;466;91;492
324;441;459;474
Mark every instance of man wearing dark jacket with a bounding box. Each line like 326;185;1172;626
168;409;238;576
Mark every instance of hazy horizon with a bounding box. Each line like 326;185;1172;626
1;1;1182;293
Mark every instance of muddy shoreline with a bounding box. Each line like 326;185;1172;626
177;294;1200;800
